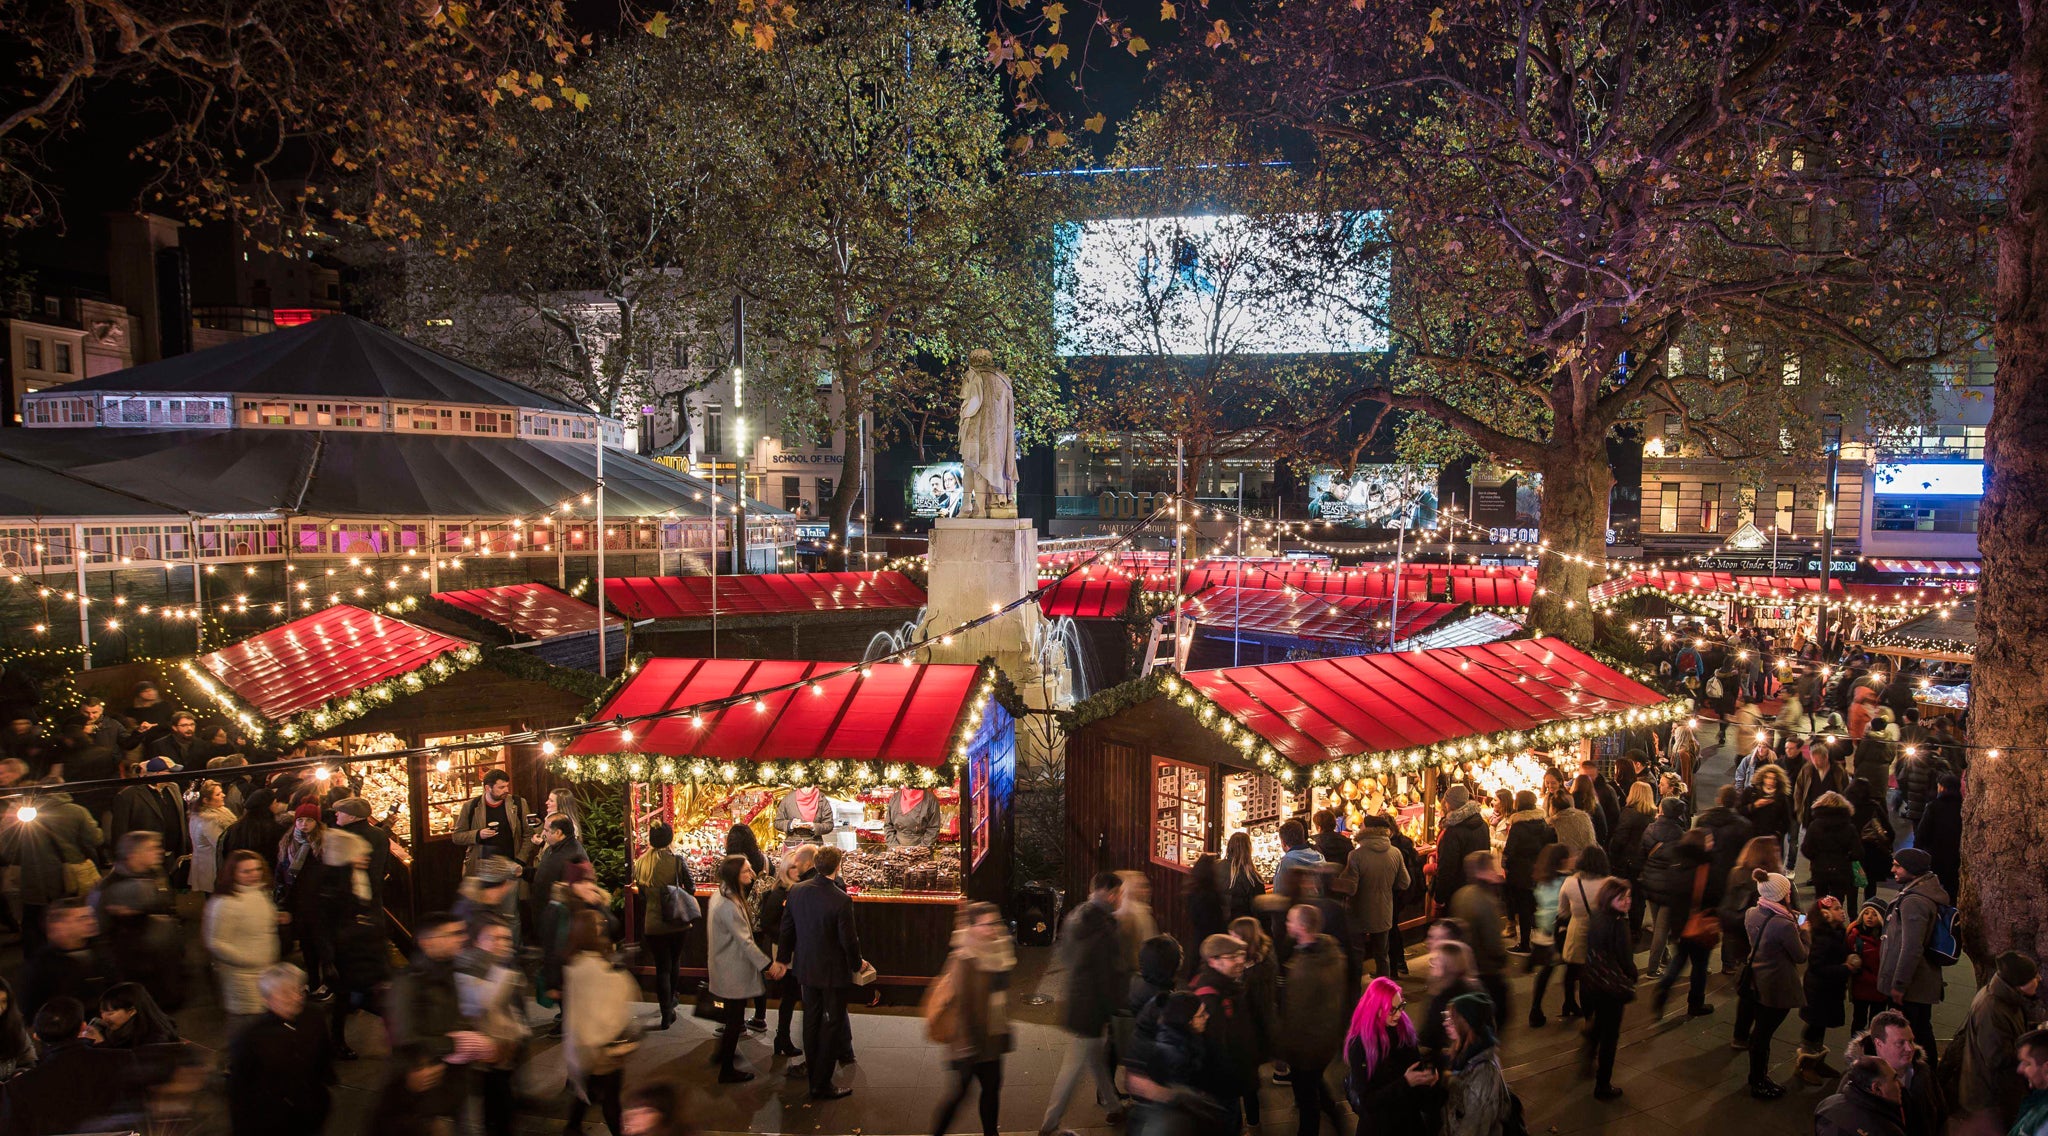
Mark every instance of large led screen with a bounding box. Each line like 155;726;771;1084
1873;462;1983;497
1054;213;1390;357
1307;466;1439;530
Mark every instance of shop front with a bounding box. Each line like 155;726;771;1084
555;657;1015;983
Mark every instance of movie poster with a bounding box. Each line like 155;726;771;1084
1305;466;1439;529
909;463;966;518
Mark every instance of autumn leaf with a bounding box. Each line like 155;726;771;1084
1084;112;1107;133
752;22;778;49
1046;129;1070;148
1127;35;1149;54
530;94;554;110
1045;43;1069;67
1160;0;1177;18
1204;19;1230;47
644;11;670;37
1043;1;1066;32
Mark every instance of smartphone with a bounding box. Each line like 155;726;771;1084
1797;913;1808;927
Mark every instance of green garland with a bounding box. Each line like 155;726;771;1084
979;655;1029;720
1058;670;1174;734
182;644;483;743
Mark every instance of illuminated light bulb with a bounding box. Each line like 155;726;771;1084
314;766;331;781
541;740;558;756
620;728;636;744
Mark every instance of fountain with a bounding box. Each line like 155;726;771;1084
1034;614;1093;705
862;607;930;663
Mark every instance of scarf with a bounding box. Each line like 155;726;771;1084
276;830;311;893
896;788;926;812
792;787;823;822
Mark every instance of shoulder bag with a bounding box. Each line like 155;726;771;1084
1679;865;1720;946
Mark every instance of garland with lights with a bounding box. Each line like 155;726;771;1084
180;644;484;744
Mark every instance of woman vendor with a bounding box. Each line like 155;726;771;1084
775;787;836;841
883;786;942;847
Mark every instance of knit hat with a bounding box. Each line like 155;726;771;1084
1893;847;1933;877
1659;796;1686;820
331;797;372;822
1443;784;1470;810
1858;897;1890;923
1199;933;1246;961
1449;991;1497;1040
1995;951;2039;990
1756;871;1793;905
293;801;322;821
563;859;596;885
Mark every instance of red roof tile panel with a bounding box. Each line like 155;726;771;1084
195;605;473;721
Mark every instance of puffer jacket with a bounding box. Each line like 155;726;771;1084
1431;803;1492;905
1690;805;1751;892
1891;752;1947;822
1745;902;1808;1010
1344;828;1411;934
1498;811;1552;889
1942;974;2036;1121
1607;809;1653;881
1799;801;1863;898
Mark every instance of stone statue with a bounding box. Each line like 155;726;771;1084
958;349;1018;518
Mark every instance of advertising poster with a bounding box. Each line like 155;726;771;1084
1306;465;1439;529
909;463;966;518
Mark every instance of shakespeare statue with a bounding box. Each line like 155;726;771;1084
958;349;1018;518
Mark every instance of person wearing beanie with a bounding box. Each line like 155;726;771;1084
1441;992;1514;1136
1433;784;1492;908
1879;847;1951;1057
329;795;393;911
1946;951;2044;1127
274;800;329;995
1737;867;1809;1099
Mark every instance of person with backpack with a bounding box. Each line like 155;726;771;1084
1941;952;2042;1131
1878;847;1952;1059
630;821;698;1030
923;902;1016;1136
1648;828;1719;1021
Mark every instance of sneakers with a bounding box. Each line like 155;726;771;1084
1749;1079;1786;1100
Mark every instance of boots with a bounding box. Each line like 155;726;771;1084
1812;1046;1844;1079
1795;1048;1829;1086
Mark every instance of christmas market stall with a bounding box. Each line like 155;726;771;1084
603;570;928;662
179;604;604;927
556;656;1015;983
425;581;627;672
1160;585;1466;669
1061;637;1679;942
1865;601;1975;721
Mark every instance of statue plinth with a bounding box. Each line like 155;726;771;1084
923;517;1040;673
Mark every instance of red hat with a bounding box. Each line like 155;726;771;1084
294;802;322;821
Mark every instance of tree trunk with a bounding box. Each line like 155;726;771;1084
1963;0;2048;963
822;405;865;572
1526;436;1611;645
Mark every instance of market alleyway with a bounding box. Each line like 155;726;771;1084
2;732;1982;1136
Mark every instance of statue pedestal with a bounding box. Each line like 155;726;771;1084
923;518;1042;674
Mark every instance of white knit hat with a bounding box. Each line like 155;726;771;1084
1756;871;1793;905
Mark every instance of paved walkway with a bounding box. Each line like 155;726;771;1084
4;732;1987;1134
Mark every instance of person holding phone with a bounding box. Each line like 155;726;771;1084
450;770;535;877
1343;976;1443;1136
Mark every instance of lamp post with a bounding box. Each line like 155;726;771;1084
1817;413;1843;656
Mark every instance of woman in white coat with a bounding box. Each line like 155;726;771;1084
187;779;237;894
563;908;641;1135
202;850;280;1035
707;853;784;1083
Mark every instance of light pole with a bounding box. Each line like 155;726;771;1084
1817;413;1842;655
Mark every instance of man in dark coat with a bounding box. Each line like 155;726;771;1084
1431;784;1492;907
1692;784;1754;895
779;846;862;1101
1499;791;1553;952
0;996;167;1134
1039;871;1127;1134
0;786;101;955
228;962;336;1135
330;796;394;908
108;762;187;858
1815;1058;1908;1136
145;710;202;770
14;897;116;1019
1847;1010;1946;1136
375;911;485;1127
528;815;587;930
1579;757;1623;833
1911;775;1964;900
1190;932;1261;1130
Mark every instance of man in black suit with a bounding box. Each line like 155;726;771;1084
778;845;862;1101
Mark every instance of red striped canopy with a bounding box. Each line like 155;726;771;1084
1039;574;1137;619
602;571;926;619
566;658;982;765
1180;567;1431;601
1183;636;1666;766
1448;576;1537;607
432;582;624;639
1176;586;1460;644
195;605;473;721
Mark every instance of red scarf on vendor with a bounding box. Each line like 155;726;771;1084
792;787;825;822
896;789;926;812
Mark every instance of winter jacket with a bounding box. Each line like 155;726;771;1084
1794;761;1852;825
1239;950;1279;1064
1800;802;1863;898
1800;919;1853;1029
1636;813;1686;898
707;888;772;1001
109;782;187;857
1346;1038;1443;1136
1878;872;1950;1006
1814;1081;1908;1136
1848;686;1882;741
384;954;469;1118
1190;965;1260;1095
1278;934;1348;1071
0;792;100;906
1744;903;1808;1010
940;932;1017;1063
1499;812;1552;889
318;840;390;995
1548;806;1599;855
1581;904;1638;998
1225;866;1266;921
1186;883;1228;948
1849;781;1895;888
1057;897;1129;1036
334;817;394;905
1891;753;1947;822
1441;1043;1514;1136
1691;805;1752;893
448;791;534;876
1449;883;1508;976
1344;828;1411;934
1559;873;1614;965
1842;1033;1945;1136
187;804;236;893
1847;923;1885;1003
1432;803;1492;905
204;887;281;1014
1913;790;1964;899
1741;784;1795;840
1943;974;2037;1123
564;952;639;1085
1607;809;1653;881
1647;842;1715;923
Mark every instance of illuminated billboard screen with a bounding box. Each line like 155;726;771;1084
909;463;966;518
1307;466;1439;530
1874;462;1983;497
1054;213;1389;357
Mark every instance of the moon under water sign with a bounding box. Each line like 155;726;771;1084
910;462;967;518
1306;466;1440;530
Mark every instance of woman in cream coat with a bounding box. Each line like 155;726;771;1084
202;850;280;1031
563;909;640;1135
187;779;237;894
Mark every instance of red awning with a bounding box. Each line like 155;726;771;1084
1448;576;1537;608
1180;566;1431;601
431;582;624;639
1039;574;1137;619
566;657;983;765
1183;636;1666;766
194;605;474;721
602;570;927;619
1870;559;1979;576
1176;586;1460;644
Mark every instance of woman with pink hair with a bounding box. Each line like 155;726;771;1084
1343;976;1444;1136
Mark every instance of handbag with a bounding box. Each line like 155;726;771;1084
1852;862;1869;891
852;959;879;987
1680;865;1721;947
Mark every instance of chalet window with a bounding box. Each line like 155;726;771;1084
422;732;507;836
1151;756;1209;871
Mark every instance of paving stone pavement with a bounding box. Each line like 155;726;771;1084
2;732;1985;1135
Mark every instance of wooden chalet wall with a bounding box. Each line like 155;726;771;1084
1063;696;1254;947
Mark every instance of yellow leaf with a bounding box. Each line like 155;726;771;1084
644;11;670;37
1013;59;1041;79
1046;43;1069;67
1084;112;1107;133
1044;1;1066;31
331;147;349;166
1127;35;1149;53
751;22;777;49
570;90;591;111
1046;130;1070;148
1160;0;1176;18
1204;19;1229;46
530;94;554;110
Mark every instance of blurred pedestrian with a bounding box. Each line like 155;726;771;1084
227;962;333;1136
93;829;183;1010
456;916;531;1136
565;908;642;1134
320;826;390;1060
927;901;1017;1136
187;779;236;895
1278;904;1348;1136
204;849;280;1038
1579;879;1636;1102
1038;871;1126;1133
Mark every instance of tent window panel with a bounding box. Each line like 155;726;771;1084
1151;755;1209;872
